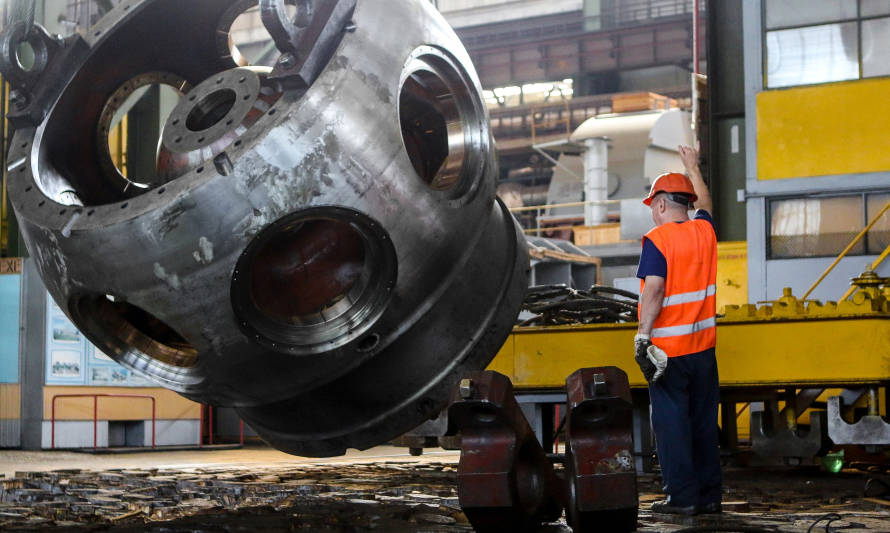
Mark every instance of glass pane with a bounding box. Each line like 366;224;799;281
765;0;857;29
770;197;865;258
766;23;859;88
863;17;890;77
861;0;890;17
867;193;890;254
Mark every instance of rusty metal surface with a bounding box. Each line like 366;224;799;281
564;367;638;532
446;371;564;532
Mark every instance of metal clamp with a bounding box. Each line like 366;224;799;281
564;368;638;533
827;394;890;447
447;369;640;532
259;0;356;88
0;21;61;96
259;0;313;56
751;404;828;463
446;371;564;533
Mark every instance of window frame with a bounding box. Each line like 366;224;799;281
766;191;890;259
762;0;890;89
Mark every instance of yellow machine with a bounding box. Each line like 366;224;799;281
487;218;890;464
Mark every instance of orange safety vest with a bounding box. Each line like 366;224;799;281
639;219;717;357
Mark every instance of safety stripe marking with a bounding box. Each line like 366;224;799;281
662;284;717;307
651;316;717;338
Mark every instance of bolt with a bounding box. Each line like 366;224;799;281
344;21;357;33
458;379;473;400
9;90;28;110
279;53;296;69
592;373;607;395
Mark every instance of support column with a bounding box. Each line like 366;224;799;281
583;137;609;226
20;259;46;450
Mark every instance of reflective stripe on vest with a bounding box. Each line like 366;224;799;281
662;284;717;307
640;218;718;357
651;316;717;339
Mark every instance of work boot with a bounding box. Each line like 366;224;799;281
698;502;722;514
650;498;697;516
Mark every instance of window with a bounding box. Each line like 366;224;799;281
764;0;890;88
867;193;890;253
769;193;890;258
770;197;864;258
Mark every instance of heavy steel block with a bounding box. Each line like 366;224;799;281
564;367;638;533
446;372;564;533
827;396;890;446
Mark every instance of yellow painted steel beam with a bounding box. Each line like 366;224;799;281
487;316;890;389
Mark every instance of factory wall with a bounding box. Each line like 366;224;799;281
10;259;203;449
743;0;890;303
0;259;21;447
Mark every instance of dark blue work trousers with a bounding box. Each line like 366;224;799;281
649;347;722;507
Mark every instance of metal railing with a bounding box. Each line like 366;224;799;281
199;404;245;447
51;393;156;450
456;0;695;49
802;200;890;301
510;200;622;235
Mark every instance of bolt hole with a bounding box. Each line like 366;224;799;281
187;89;237;132
121;202;128;209
197;167;204;174
38;201;45;207
357;333;380;353
87;210;95;216
59;209;67;216
157;187;166;195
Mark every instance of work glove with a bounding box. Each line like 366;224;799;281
634;334;668;383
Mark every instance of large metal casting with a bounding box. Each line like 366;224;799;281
564;368;638;533
447;372;564;533
0;0;528;457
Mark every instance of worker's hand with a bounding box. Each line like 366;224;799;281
634;334;668;383
678;145;700;174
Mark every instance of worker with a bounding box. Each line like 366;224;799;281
634;144;721;516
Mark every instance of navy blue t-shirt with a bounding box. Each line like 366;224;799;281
636;210;716;280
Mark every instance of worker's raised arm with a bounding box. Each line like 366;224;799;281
679;145;712;213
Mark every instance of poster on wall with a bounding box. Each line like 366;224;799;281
46;292;155;388
0;273;21;384
45;298;86;385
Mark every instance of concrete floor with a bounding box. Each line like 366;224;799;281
0;444;460;479
3;445;890;531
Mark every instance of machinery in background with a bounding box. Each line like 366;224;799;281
0;0;528;457
404;205;890;469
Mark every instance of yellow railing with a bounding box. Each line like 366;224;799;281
802;200;890;301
